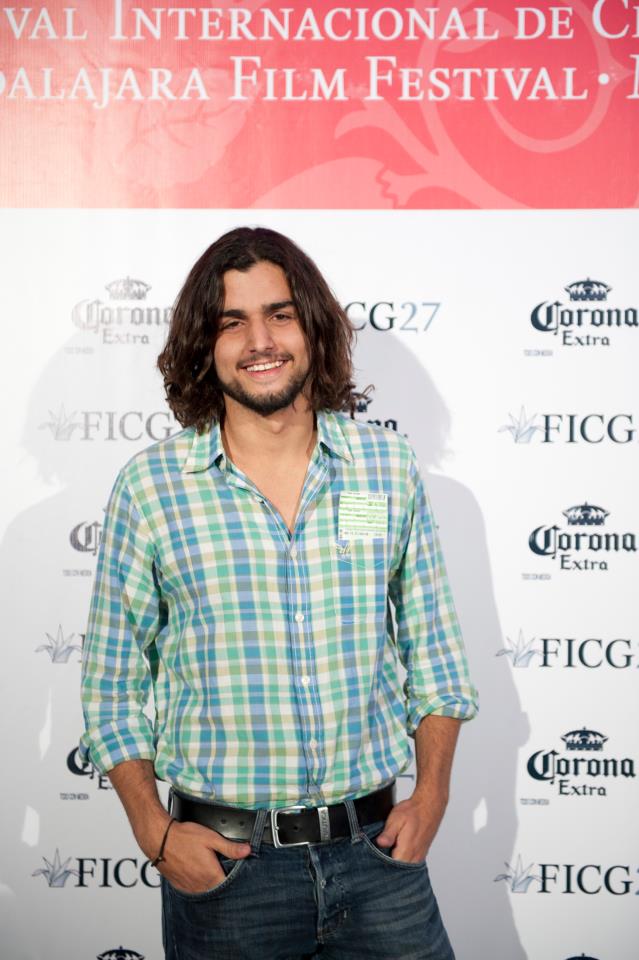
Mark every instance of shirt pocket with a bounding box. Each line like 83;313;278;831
334;537;388;625
334;537;387;569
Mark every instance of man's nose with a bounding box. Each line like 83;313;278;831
245;316;276;352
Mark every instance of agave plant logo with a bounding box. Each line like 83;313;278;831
499;407;542;443
32;849;79;887
496;630;540;667
38;405;82;441
97;948;145;960
494;854;541;893
35;625;82;663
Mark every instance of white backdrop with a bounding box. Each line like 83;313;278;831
1;209;637;960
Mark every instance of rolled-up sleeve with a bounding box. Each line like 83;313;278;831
79;468;162;773
389;450;479;736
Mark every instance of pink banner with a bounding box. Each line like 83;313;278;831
2;1;638;208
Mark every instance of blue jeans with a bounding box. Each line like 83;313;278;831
161;799;455;959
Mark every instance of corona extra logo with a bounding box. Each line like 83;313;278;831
528;504;636;571
528;278;637;348
526;728;635;797
71;276;170;345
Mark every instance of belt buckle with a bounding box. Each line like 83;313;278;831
270;804;331;848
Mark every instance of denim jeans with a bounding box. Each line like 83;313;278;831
161;800;455;960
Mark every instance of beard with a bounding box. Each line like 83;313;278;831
216;362;311;416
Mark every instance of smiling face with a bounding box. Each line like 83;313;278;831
213;260;312;417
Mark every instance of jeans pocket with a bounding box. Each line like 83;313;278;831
166;855;248;902
360;824;426;871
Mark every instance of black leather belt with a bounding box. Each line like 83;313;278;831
170;781;395;847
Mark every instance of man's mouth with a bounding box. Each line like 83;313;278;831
243;359;287;372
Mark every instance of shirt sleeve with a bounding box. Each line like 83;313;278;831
79;468;163;774
389;449;479;736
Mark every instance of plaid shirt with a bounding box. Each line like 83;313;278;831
80;410;478;809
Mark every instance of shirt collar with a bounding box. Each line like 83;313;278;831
181;420;225;474
181;409;353;474
316;409;353;463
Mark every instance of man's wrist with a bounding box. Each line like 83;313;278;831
411;781;449;809
134;809;174;861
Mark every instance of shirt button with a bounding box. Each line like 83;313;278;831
301;675;310;686
309;738;318;748
290;546;297;559
294;612;305;623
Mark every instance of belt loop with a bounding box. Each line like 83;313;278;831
344;797;363;845
249;808;268;857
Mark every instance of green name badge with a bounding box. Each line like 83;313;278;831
338;491;388;540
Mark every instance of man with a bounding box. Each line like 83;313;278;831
80;226;478;959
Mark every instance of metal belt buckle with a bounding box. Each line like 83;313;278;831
270;804;331;848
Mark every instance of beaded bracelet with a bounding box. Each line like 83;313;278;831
150;817;176;867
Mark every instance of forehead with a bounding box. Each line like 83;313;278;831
222;260;292;307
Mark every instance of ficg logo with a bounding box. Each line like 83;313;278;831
526;728;635;797
495;854;635;895
345;301;440;332
500;407;637;444
497;631;635;669
72;276;171;346
39;407;177;442
529;278;638;348
528;503;637;572
33;850;159;888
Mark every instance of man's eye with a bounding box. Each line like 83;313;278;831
221;320;240;330
272;313;293;321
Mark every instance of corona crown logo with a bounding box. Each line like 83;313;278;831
105;277;151;300
564;279;611;301
562;504;609;526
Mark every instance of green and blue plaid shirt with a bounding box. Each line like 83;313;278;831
80;410;478;809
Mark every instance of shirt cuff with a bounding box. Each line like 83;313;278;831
406;691;479;737
79;717;156;774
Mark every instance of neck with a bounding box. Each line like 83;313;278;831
220;399;317;465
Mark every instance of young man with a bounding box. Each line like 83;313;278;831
80;226;478;959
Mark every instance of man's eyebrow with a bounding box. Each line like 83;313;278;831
265;300;296;313
219;300;296;320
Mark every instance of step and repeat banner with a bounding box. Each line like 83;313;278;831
1;4;637;960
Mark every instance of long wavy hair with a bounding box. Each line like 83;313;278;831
157;226;369;433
